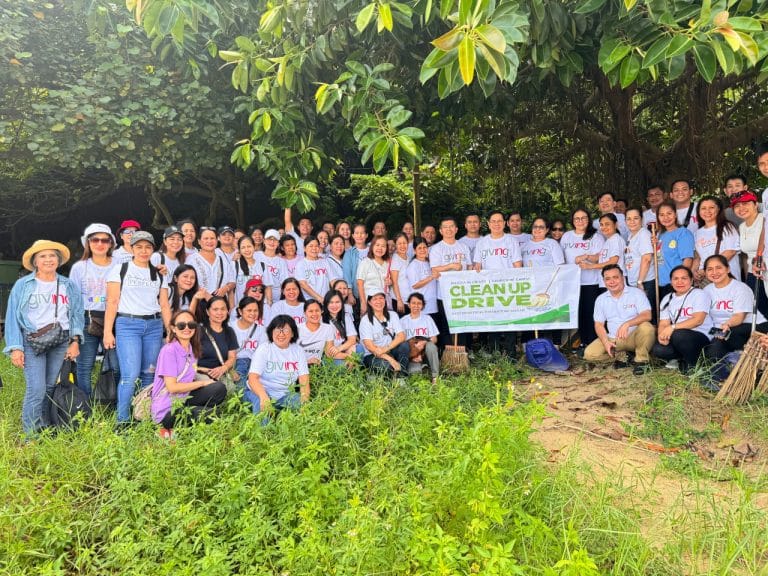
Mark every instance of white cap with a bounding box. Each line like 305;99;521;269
264;229;281;240
81;223;116;247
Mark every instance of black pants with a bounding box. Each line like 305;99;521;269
652;329;710;372
160;381;227;429
704;324;751;381
363;342;410;377
641;279;658;325
435;300;470;349
577;285;603;347
746;273;768;321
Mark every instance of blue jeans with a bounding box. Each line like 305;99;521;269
77;316;120;396
115;316;163;422
235;357;251;384
21;338;69;435
243;388;300;422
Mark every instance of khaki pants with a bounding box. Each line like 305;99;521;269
584;322;655;363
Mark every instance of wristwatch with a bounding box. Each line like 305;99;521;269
69;336;81;344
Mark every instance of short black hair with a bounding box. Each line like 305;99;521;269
266;315;299;343
723;173;747;186
670;178;694;189
601;263;623;277
597;191;615;201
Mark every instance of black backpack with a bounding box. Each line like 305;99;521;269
49;360;92;429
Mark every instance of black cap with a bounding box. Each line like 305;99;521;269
217;225;235;236
163;225;183;239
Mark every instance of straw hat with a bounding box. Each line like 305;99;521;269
22;240;70;271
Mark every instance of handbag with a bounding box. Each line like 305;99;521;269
49;359;91;429
204;327;239;394
86;311;105;338
93;351;117;407
27;277;70;355
136;356;191;421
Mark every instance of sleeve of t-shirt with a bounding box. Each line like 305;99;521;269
638;231;653;255
634;288;651;312
296;345;309;376
155;344;182;379
358;317;374;341
593;295;607;323
678;229;695;258
429;244;443;268
69;261;84;291
691;290;711;314
224;326;239;352
732;283;754;314
222;257;236;285
249;345;267;374
606;236;624;259
590;234;605;255
388;313;404;336
550;240;565;265
722;229;740;252
294;260;307;282
106;263;122;284
356;259;370;282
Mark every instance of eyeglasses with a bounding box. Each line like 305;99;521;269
121;229;136;235
551;227;565;232
89;237;112;244
274;327;292;336
532;225;547;230
174;321;198;330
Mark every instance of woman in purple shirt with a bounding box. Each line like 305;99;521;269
150;310;227;437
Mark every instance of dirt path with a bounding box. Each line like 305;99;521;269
518;363;768;545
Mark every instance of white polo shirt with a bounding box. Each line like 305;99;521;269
593;286;650;338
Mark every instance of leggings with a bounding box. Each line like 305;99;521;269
652;329;710;372
577;284;602;346
160;381;227;429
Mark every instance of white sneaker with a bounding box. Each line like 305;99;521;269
664;359;679;370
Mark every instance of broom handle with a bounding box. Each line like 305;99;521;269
651;223;660;323
453;333;458;347
543;266;560;294
753;220;765;333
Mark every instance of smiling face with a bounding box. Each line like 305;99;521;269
598;194;615;214
671;181;692;206
759;152;768;178
657;205;677;229
199;230;218;252
338;222;351;239
507;214;523;234
334;281;350;298
625;209;642;233
698;199;719;226
439;219;457;242
414;241;429;260
402;222;414;239
88;233;113;257
305;302;322;325
647;187;664;209
408;295;424;315
599;216;616;237
671;268;693;294
371;237;388;259
177;269;196;291
219;231;235;249
369;293;386;312
172;311;197;341
33;249;60;274
264;235;279;255
181;223;197;246
272;323;293;348
488;213;505;237
724;178;746;198
251;228;264;246
531;218;548;241
572;210;589;233
206;298;229;325
395;235;409;257
372;221;387;237
603;267;624;293
132;240;154;263
298;218;313;237
305;239;320;260
352;225;368;247
705;257;729;285
421;226;436;245
281;238;297;258
326;294;343;316
238;237;255;259
550;221;565;240
734;200;758;221
282;281;301;303
330;236;345;258
163;233;183;256
316;231;330;250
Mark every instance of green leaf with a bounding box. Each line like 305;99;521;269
711;39;733;73
728;16;762;31
459;0;472;24
432;27;462;51
361;136;384;165
372;139;390;171
692;44;716;82
27;142;39;152
574;0;608;15
603;42;632;73
458;35;476;84
624;0;638;11
641;36;672;68
475;24;506;53
386;106;412;128
356;3;376;32
396;134;419;156
666;36;693;58
619;53;640;87
51;123;66;132
262;112;272;132
219;50;242;63
478;42;506;79
397;126;426;139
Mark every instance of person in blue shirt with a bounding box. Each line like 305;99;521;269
656;200;695;303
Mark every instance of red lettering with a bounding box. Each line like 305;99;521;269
715;300;733;311
285;361;299;371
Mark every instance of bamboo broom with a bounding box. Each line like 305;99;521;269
443;333;469;374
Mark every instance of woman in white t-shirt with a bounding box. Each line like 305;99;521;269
5;240;84;436
651;265;712;374
151;225;185;286
406;237;439;319
624;208;656;321
560;208;605;348
233;235;268;306
702;255;767;384
295;236;330;301
358;290;409;378
594;213;626;287
278;235;302;286
733;191;768;320
103;231;171;425
521;217;565;267
322;289;359;365
692;196;740;284
246;315;309;415
297;299;335;365
357;236;391;315
389;233;411;314
69;223;117;395
400;292;440;383
230;296;266;383
267;277;307;327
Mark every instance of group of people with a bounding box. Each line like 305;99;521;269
6;145;768;436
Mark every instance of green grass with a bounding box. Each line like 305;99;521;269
0;354;766;575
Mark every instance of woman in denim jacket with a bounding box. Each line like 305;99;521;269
4;240;84;435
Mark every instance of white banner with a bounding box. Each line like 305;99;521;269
438;265;581;333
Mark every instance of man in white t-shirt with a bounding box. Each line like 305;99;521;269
584;264;655;375
284;207;313;257
642;185;665;226
671;178;699;233
757;143;768;263
458;213;482;261
723;173;748;227
430;216;472;348
593;192;629;239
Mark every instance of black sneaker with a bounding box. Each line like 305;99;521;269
632;363;649;376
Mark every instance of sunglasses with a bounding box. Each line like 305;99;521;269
199;226;216;232
174;321;198;330
551;227;565;232
248;286;265;292
89;237;112;244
